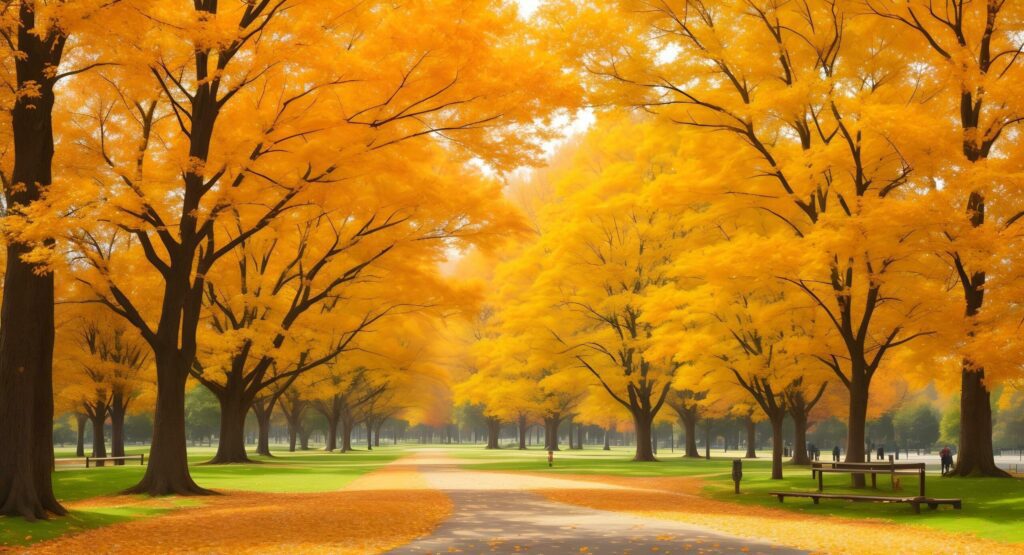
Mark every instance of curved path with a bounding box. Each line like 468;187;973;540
388;452;804;555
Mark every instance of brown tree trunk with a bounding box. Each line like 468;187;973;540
682;416;700;458
288;424;298;452
340;416;354;452
632;412;657;462
956;368;1009;476
485;417;501;449
518;415;528;450
603;427;611;450
124;355;211;495
110;393;127;466
75;414;88;458
745;416;757;459
544;416;560;451
0;3;67;520
282;398;305;453
770;416;784;480
791;411;810;465
576;423;584;450
365;421;373;451
90;412;108;467
253;399;274;458
374;420;384;447
210;389;250;464
845;373;869;487
300;427;311;451
325;415;338;452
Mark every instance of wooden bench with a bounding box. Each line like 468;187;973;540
86;454;145;468
770;492;962;514
812;461;927;496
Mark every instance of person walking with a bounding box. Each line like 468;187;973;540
939;445;953;475
832;445;841;462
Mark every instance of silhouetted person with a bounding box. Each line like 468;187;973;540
940;445;953;475
832;445;840;462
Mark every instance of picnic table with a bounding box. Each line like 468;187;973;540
811;461;927;496
768;460;961;513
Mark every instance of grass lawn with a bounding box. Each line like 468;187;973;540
1;444;404;548
451;445;1024;545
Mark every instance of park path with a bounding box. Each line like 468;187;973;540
387;451;803;555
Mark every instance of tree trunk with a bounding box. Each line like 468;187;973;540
770;416;784;480
300;427;311;450
485;417;500;449
210;389;250;464
576;423;584;450
253;399;274;458
632;412;657;462
0;3;67;520
374;420;384;447
124;356;211;495
340;416;354;452
282;399;305;453
517;415;528;449
682;416;700;458
791;412;810;465
544;416;560;451
704;421;712;460
365;421;373;451
845;375;869;487
110;394;127;466
75;414;88;458
956;368;1009;476
325;414;338;452
90;412;108;467
745;416;757;459
603;427;611;450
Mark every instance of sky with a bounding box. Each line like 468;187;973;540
515;0;543;19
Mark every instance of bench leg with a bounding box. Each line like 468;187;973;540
911;503;920;514
928;503;938;510
954;502;962;510
776;496;784;503
812;497;819;505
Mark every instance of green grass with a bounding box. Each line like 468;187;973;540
1;444;405;548
0;500;199;547
449;445;1024;545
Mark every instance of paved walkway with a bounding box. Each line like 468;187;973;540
388;453;803;555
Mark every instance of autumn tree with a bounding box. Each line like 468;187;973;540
866;0;1024;477
56;0;572;494
550;1;959;481
56;313;151;467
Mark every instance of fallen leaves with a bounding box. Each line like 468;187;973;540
27;465;451;554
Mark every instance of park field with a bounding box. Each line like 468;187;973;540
3;444;1023;553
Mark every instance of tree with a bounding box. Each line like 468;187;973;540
550;0;955;484
894;402;940;452
867;0;1024;479
56;306;152;467
667;390;706;459
57;0;572;495
0;0;125;519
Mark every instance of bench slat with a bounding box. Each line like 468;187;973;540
769;491;962;513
